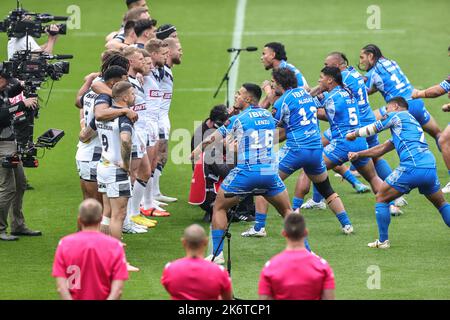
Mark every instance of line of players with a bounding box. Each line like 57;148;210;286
192;42;450;263
74;0;182;270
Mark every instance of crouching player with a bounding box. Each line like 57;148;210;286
346;97;450;248
191;83;292;264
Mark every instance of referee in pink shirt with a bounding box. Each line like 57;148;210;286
258;214;335;300
161;224;233;300
52;199;129;300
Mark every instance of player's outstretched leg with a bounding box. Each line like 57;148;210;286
368;182;403;249
310;172;353;235
424;190;450;227
206;187;240;265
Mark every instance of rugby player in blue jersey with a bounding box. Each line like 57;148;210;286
347;97;450;248
240;68;353;239
303;52;406;212
359;44;442;150
296;67;395;216
191;83;292;264
260;42;309;108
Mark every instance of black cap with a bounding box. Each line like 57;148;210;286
156;24;177;40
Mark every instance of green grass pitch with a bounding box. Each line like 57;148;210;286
0;0;449;299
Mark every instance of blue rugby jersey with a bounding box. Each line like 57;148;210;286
217;106;277;171
272;87;322;149
342;66;376;125
365;57;413;101
318;86;361;140
374;111;436;168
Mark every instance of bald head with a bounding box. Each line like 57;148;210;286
182;224;207;250
78;199;103;226
325;52;348;70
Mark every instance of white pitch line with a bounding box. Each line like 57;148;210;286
72;29;406;37
227;0;248;106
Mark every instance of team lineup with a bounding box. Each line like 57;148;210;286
50;0;450;300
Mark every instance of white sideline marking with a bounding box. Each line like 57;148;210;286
227;0;248;105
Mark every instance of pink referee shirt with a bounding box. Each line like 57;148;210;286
52;231;129;300
258;249;335;300
161;257;232;300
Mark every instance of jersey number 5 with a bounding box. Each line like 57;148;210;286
348;107;358;125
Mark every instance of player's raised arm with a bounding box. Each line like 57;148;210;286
75;72;100;108
190;129;225;162
348;140;395;161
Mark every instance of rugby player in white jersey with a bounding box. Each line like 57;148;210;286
80;81;135;240
151;37;182;203
139;48;171;217
92;48;153;233
75;66;128;203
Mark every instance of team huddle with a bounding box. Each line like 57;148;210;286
54;0;450;300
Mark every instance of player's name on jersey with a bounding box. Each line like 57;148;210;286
162;92;172;99
131;103;146;111
149;90;163;98
96;123;113;131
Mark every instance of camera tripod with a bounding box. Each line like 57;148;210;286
210;188;267;300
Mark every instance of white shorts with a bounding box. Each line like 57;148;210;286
76;160;98;181
97;163;132;198
158;116;171;140
97;180;132;198
132;129;148;159
146;120;158;147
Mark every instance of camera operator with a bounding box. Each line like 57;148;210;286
7;18;60;59
0;67;41;241
189;104;255;223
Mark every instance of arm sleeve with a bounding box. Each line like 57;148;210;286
439;79;450;93
257;263;274;297
374;113;395;132
118;116;133;134
216;115;236;138
272;99;283;124
160;263;171;291
94;94;112;108
88;117;97;130
51;241;67;278
220;268;233;294
323;264;336;290
111;243;129;281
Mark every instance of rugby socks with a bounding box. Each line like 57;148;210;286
374;159;393;180
212;229;225;255
312;186;324;203
254;212;267;231
292;197;304;210
131;179;146;216
143;176;153;210
336;211;352;227
375;202;391;242
343;170;360;187
304;237;311;252
438;203;450;227
152;163;163;196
